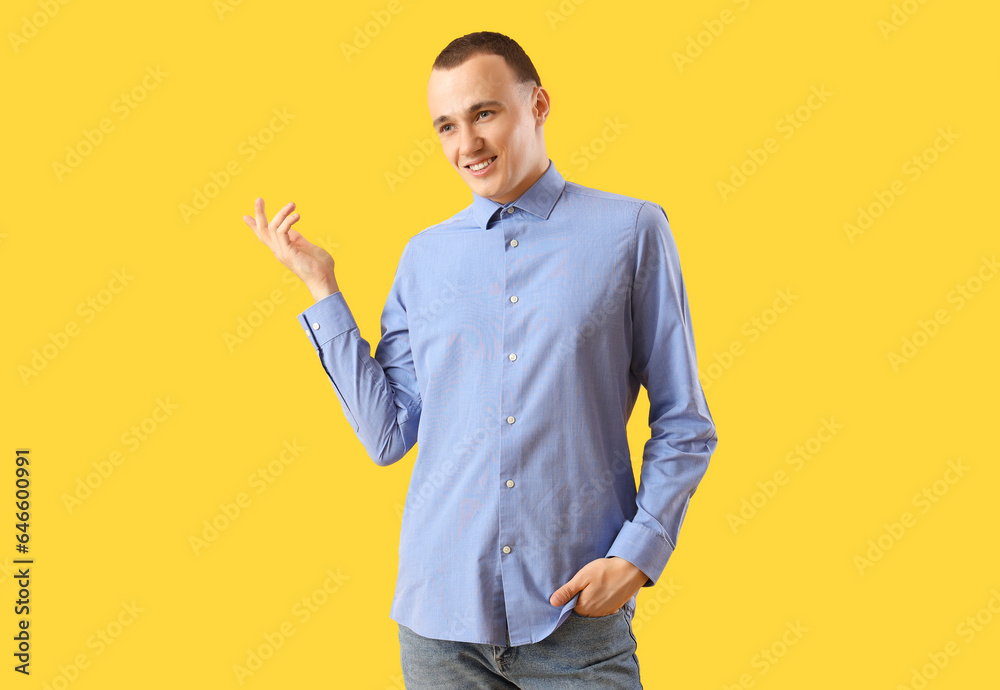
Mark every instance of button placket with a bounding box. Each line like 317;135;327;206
499;209;522;590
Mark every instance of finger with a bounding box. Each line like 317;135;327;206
255;197;268;236
244;214;268;246
269;201;296;233
275;212;300;247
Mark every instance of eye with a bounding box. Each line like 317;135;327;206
438;110;494;134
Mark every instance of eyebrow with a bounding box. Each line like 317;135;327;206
432;100;504;128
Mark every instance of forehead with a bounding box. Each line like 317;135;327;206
427;53;520;113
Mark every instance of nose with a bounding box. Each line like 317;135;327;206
458;126;483;162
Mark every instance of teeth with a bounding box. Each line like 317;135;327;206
469;156;496;171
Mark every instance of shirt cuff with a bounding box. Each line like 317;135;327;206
297;291;357;348
605;520;674;588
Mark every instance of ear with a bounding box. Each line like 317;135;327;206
532;85;551;125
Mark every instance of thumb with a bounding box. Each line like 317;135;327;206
549;576;581;607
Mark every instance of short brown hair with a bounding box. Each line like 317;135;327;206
432;31;542;88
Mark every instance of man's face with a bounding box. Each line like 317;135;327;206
428;53;549;204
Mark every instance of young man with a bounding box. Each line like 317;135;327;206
243;31;717;688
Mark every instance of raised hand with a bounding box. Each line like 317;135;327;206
242;197;338;302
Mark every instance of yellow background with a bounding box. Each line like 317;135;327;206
2;0;998;687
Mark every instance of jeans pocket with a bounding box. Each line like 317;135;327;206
569;605;624;619
624;600;636;620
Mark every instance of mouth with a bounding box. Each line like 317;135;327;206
465;155;497;176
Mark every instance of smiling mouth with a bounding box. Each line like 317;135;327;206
466;155;497;172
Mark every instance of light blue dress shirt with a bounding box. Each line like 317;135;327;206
297;159;717;646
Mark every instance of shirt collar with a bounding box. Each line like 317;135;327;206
470;158;565;231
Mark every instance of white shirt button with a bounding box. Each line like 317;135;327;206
506;207;514;214
510;295;518;303
508;353;517;361
506;416;515;424
510;239;518;247
502;545;512;553
506;479;515;488
311;322;320;330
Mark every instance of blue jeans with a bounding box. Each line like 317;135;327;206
398;604;643;688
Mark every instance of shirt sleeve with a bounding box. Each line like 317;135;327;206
605;201;718;587
296;242;422;466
